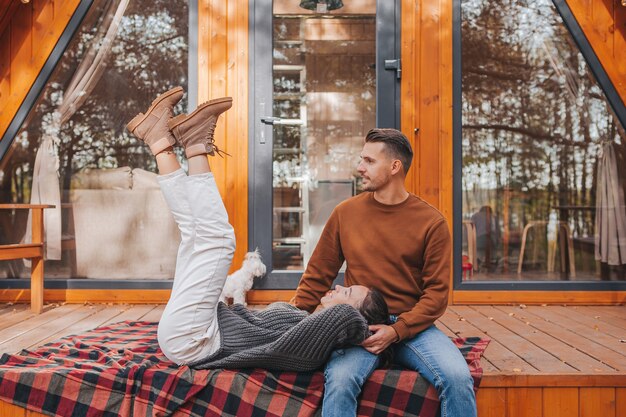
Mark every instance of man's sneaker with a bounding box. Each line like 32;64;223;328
168;97;233;157
126;86;184;155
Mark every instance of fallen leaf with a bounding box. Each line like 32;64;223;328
508;313;515;316
619;339;626;343
519;304;527;309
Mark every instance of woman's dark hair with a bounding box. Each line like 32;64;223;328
358;289;394;368
358;289;389;326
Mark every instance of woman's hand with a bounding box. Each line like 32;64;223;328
360;325;399;354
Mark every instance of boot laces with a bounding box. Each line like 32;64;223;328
203;120;231;158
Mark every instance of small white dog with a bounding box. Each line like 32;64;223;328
219;250;266;306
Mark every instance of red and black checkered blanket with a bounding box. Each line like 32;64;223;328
0;321;488;417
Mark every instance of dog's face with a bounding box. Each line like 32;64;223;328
244;250;266;277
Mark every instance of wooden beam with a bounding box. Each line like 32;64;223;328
0;244;42;260
481;373;626;388
453;291;626;305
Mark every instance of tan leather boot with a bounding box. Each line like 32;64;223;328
167;97;233;157
126;86;184;155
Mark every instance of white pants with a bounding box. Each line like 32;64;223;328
156;169;236;365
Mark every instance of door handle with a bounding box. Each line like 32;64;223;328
261;116;281;125
260;117;304;126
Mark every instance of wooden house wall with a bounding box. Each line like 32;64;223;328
567;0;626;105
0;0;82;141
0;0;624;304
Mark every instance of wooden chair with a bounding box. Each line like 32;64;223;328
517;220;576;277
0;204;55;313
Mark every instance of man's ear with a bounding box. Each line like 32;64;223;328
390;159;403;175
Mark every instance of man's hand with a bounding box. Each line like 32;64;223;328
361;325;399;354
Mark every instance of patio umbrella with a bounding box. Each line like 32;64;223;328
23;0;129;260
595;142;626;265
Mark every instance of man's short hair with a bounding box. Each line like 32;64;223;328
365;128;413;174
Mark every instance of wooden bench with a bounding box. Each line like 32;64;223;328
0;204;55;313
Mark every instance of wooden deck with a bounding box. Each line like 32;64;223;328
0;303;624;416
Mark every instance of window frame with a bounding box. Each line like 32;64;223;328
452;0;626;292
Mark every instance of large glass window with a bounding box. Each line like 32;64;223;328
0;0;188;280
461;0;626;282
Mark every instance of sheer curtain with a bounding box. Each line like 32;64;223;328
24;0;130;259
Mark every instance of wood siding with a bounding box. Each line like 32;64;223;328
0;0;81;141
566;0;626;105
197;0;249;270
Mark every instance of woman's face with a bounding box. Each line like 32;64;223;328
320;284;369;309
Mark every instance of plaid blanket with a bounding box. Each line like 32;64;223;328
0;321;489;417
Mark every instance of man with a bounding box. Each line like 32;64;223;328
293;128;476;417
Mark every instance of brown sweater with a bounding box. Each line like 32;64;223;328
293;192;451;341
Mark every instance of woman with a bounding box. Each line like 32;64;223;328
127;87;389;371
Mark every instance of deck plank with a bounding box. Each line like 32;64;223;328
436;317;500;372
0;304;82;347
0;304;108;354
439;310;529;373
525;306;625;355
477;306;614;373
0;303;28;317
449;306;576;373
547;306;626;339
29;304;130;349
575;306;626;329
0;304;54;332
141;305;165;323
496;306;626;371
98;304;160;325
0;303;25;315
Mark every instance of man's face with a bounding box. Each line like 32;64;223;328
320;284;369;309
357;142;394;192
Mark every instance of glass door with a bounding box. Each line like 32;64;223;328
250;0;400;288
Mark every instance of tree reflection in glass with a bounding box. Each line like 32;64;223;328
461;0;626;281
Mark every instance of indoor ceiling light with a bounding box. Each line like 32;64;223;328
299;0;344;13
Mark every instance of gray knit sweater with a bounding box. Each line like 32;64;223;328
189;302;370;371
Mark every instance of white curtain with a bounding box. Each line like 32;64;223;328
24;0;130;259
595;142;626;265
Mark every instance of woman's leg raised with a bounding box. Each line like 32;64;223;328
127;88;235;365
157;156;235;365
157;97;234;365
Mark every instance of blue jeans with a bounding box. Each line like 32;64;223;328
322;325;476;417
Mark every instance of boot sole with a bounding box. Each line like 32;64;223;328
126;86;184;133
167;97;233;131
